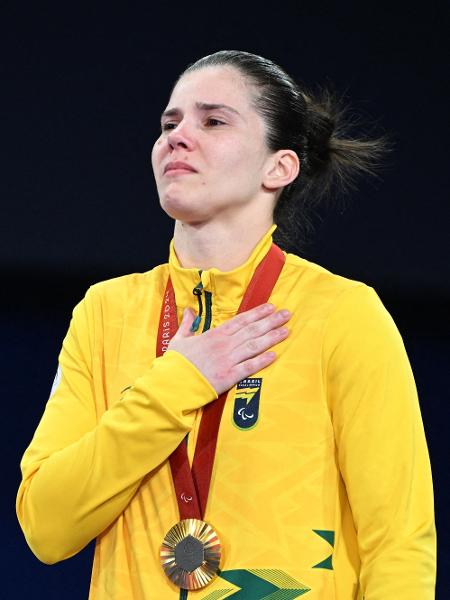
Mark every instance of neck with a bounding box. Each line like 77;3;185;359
173;216;274;271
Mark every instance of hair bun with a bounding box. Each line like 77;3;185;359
302;91;336;176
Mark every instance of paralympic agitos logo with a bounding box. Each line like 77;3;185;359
232;378;262;430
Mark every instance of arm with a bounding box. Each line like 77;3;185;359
16;286;218;565
322;284;436;599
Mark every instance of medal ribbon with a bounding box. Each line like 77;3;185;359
156;243;286;521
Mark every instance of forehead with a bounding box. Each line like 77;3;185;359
167;66;255;113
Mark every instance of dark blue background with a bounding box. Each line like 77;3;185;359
2;2;448;598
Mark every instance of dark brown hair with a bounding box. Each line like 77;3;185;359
177;50;390;252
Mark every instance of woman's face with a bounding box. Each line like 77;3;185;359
151;66;275;225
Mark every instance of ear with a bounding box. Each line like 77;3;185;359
262;150;300;191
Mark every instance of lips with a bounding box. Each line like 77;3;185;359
164;161;197;174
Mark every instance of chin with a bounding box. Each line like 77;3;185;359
159;195;211;224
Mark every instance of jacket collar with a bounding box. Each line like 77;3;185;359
168;224;278;316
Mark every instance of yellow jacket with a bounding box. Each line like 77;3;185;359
16;224;436;599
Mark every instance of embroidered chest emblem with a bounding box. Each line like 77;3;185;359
232;378;262;430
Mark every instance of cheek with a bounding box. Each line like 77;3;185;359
151;138;164;169
215;138;250;170
224;144;261;182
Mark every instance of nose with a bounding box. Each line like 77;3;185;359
166;120;195;152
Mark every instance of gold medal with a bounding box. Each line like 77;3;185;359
160;518;221;590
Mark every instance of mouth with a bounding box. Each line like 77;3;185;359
164;161;198;175
164;168;197;176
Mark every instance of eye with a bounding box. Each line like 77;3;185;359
160;117;226;132
161;122;177;131
205;117;225;126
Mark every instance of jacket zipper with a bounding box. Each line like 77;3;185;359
190;270;213;333
191;271;203;333
180;276;213;600
203;290;212;331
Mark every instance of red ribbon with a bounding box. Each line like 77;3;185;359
156;243;286;520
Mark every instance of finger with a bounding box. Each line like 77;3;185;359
231;351;277;381
232;326;289;365
220;303;276;336
234;308;291;345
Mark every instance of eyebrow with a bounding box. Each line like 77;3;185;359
161;102;243;120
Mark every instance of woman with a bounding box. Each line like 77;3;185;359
16;51;436;599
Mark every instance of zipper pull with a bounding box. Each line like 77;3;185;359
190;315;201;333
191;273;203;333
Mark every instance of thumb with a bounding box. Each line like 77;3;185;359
178;307;197;337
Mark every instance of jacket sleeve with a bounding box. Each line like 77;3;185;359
322;284;436;599
16;286;218;565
